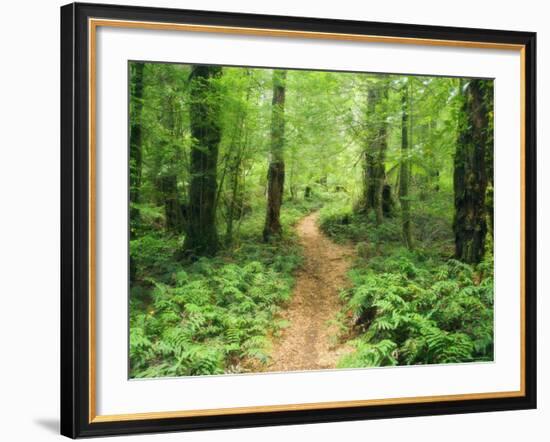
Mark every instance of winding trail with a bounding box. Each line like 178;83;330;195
267;211;354;372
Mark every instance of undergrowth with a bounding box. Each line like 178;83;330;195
129;195;322;378
130;243;300;378
320;201;494;368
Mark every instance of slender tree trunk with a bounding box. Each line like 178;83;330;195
372;122;387;226
225;161;240;243
129;63;145;232
399;82;414;250
225;145;245;244
426;119;441;193
263;70;287;242
453;79;492;264
184;65;222;257
485;82;495;240
288;161;295;200
129;62;145;281
234;164;251;239
225;79;252;244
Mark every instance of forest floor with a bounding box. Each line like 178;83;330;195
266;211;355;372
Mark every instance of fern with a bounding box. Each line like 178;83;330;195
129;240;303;378
338;241;493;368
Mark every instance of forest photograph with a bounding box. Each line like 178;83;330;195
128;61;494;379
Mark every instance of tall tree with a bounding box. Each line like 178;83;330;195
399;80;414;250
360;78;388;225
263;69;287;241
129;63;145;281
223;69;254;244
159;175;184;233
184;65;222;256
129;63;145;233
160;95;185;234
453;79;492;264
485;82;495;240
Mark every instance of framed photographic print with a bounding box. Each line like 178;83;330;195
60;2;536;438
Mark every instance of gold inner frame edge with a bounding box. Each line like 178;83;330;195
87;17;527;423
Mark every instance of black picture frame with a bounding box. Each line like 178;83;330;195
61;2;537;438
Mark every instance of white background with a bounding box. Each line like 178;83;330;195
0;0;546;440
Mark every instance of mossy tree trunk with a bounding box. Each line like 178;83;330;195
485;82;495;240
382;183;395;217
129;62;145;280
225;71;253;245
453;79;492;264
159;96;185;234
360;80;388;225
225;127;246;245
399;81;414;250
263;70;287;242
129;62;145;233
159;175;184;233
184;65;222;256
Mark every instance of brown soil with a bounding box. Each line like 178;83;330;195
267;211;354;372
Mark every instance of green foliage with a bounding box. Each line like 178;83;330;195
237;190;335;243
320;203;402;248
130;233;181;282
130;240;302;378
128;60;494;376
129;180;319;378
338;247;493;368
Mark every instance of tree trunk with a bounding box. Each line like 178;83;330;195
399;82;414;250
129;62;145;281
129;63;145;233
224;77;252;245
225;146;244;244
159;96;185;234
453;79;492;264
159;175;184;233
382;183;395;218
485;82;495;240
225;167;239;243
360;80;388;225
288;147;296;201
184;65;222;257
263;70;287;242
